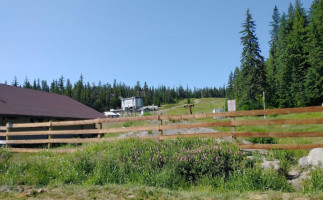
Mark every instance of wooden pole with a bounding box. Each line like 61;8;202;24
97;123;103;138
263;91;266;119
48;120;52;149
231;117;236;139
5;122;11;148
158;114;163;135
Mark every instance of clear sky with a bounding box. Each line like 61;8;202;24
0;0;312;88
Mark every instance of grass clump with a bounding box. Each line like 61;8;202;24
302;168;323;193
123;121;134;127
248;137;276;144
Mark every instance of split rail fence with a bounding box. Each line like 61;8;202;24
1;106;323;153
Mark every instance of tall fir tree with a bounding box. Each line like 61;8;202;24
23;77;31;89
226;71;235;100
305;0;323;105
266;6;280;107
238;9;266;110
288;0;309;106
11;76;19;87
65;79;73;97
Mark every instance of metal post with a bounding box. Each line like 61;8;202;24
48;120;52;149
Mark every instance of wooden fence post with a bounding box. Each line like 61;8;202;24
48;120;52;149
5;122;11;148
231;117;236;139
97;123;103;138
158;114;163;135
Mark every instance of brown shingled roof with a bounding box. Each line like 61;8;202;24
0;84;106;119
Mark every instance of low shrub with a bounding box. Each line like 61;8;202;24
248;137;276;144
123;121;134;127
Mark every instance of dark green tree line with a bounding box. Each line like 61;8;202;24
6;75;225;112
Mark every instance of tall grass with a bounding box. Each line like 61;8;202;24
302;168;323;193
0;139;293;192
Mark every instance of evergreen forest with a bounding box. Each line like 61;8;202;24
226;0;323;110
7;75;225;112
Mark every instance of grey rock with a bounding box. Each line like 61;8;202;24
308;148;323;167
298;156;309;168
0;186;8;192
262;158;280;171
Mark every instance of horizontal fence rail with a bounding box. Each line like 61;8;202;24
0;106;323;152
8;106;323;129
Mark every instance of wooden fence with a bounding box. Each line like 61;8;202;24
1;106;323;152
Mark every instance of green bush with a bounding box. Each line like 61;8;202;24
123;121;134;127
248;137;276;144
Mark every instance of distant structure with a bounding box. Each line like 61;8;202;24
104;111;120;118
138;105;158;116
120;97;143;111
213;108;225;119
107;96;158;117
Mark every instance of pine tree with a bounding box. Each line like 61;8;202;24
65;79;73;97
288;0;309;106
266;6;280;107
72;75;84;102
305;0;323;105
23;77;31;88
36;79;41;90
41;80;49;92
238;9;266;110
32;80;37;90
269;6;281;56
11;76;19;87
58;76;65;94
275;13;291;107
226;71;234;100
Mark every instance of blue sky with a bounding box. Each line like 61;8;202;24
0;0;312;88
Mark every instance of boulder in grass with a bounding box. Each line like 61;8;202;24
308;148;323;167
298;156;309;168
262;158;280;171
299;148;323;168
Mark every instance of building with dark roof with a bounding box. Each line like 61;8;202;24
0;84;106;126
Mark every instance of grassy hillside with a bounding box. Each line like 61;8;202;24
159;98;225;115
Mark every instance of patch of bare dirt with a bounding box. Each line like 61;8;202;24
194;99;200;104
